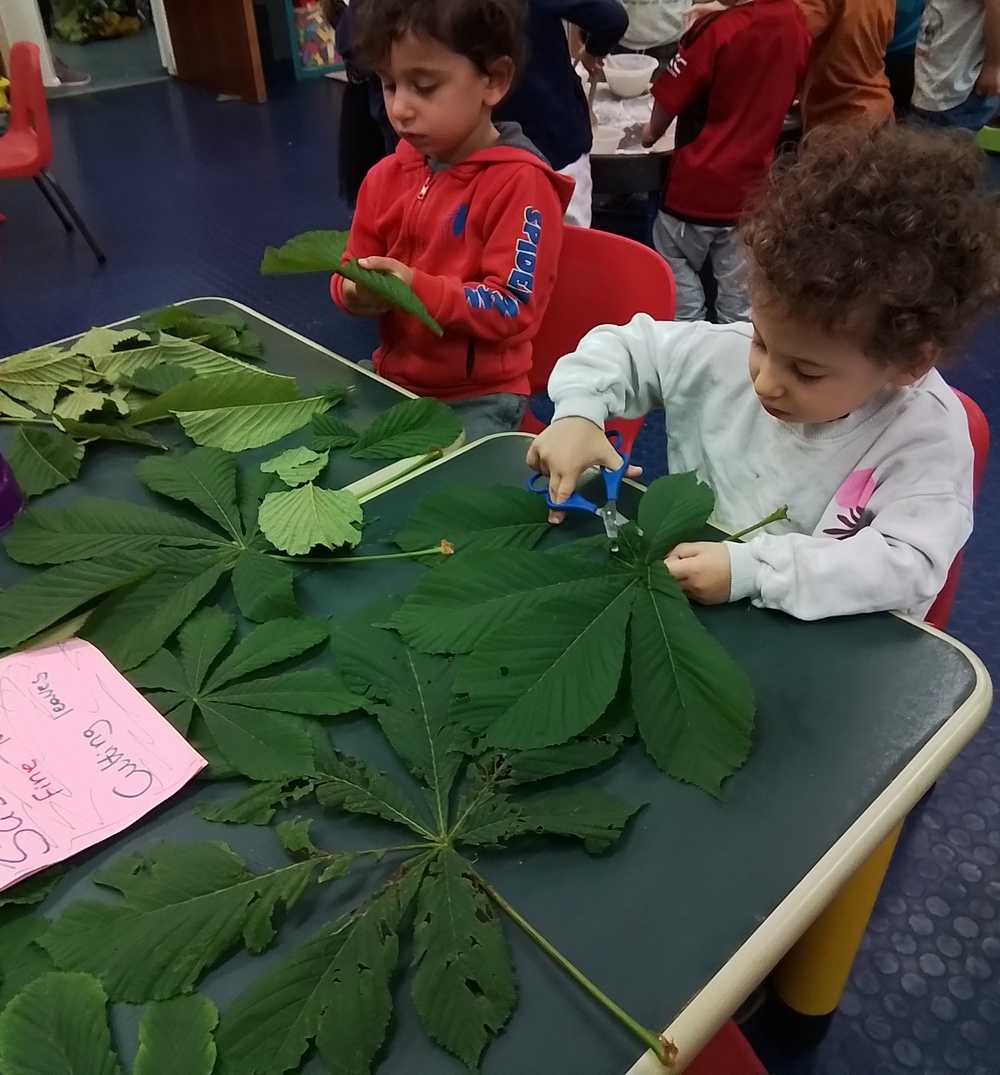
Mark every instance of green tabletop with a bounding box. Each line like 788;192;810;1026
0;428;987;1075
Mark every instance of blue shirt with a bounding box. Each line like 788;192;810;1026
888;0;925;55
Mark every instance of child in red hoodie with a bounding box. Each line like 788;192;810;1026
332;0;575;440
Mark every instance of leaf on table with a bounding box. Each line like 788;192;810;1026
55;417;166;448
130;612;356;781
129;369;300;425
350;397;462;460
512;785;644;854
214;866;421;1075
4;498;222;565
314;379;352;406
89;334;271;382
260;230;443;335
177;395;333;453
71;326;149;357
411;850;516;1070
53;387;112;421
0;390;36;420
447;765;525;848
195;777;322;826
394;484;550;555
0;972;123;1075
637;470;715;563
134;995;219;1075
630;565;754;795
0;348;86;412
231;547;298;622
7;426;85;498
275;817;323;859
310;411;360;451
0;918;57;1014
0;557;152;653
261;446;329;487
137;447;245;540
331;608;465;830
315;752;434;837
140;306;262;362
258;484;363;556
0;868;65;910
39;843;316;1002
120;362;196;396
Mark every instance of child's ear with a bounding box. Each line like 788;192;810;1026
483;57;516;106
889;342;941;387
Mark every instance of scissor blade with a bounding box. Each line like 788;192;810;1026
597;503;627;551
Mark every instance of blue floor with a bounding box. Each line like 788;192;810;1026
2;76;999;1075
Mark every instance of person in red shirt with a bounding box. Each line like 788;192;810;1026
641;0;812;322
332;0;574;440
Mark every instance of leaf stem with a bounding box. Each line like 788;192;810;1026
470;867;675;1068
729;504;789;542
0;416;50;425
274;543;452;566
358;449;444;498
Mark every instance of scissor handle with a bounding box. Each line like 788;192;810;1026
526;472;599;514
601;430;629;500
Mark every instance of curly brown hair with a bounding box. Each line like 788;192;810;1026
356;0;527;76
743;123;1000;370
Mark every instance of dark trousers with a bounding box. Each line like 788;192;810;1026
38;0;54;36
885;49;916;118
338;79;393;208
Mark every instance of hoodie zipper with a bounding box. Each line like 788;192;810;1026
417;169;434;200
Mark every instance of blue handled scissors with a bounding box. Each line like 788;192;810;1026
527;430;630;551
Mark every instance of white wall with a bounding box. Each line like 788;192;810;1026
0;0;59;87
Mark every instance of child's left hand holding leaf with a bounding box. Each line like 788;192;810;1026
664;542;731;604
358;256;415;288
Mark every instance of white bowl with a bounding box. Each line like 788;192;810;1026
603;54;657;99
591;126;624;155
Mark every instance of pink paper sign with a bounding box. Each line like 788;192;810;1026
0;639;206;892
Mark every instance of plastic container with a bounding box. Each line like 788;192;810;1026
591;126;624;155
603;53;657;98
0;452;24;532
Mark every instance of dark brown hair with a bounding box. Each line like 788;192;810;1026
743;123;1000;369
356;0;527;76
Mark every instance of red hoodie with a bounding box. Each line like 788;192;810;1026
332;129;574;401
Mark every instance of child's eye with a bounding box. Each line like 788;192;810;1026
414;83;439;97
794;367;825;383
381;81;397;94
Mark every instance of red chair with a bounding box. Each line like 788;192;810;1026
523;225;676;453
0;41;106;263
687;1019;768;1075
926;388;989;630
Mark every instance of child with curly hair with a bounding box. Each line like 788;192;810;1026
527;124;1000;620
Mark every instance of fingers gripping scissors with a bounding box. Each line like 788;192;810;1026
527;431;630;551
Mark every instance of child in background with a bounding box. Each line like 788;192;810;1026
616;0;689;66
333;0;573;440
641;0;811;322
885;0;927;116
528;125;1000;620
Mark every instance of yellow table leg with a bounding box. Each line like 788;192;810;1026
771;822;904;1016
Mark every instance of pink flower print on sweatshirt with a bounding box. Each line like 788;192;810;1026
824;468;877;539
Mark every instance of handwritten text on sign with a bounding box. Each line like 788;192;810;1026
0;639;206;892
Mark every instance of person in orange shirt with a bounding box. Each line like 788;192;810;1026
686;0;896;128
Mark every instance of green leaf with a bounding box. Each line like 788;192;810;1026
350;397;462;460
411;851;515;1069
275;817;321;858
89;335;270;382
83;549;230;671
53;387;111;421
179;607;237;692
215;868;421;1075
232;548;298;622
137;448;244;539
630;566;754;795
260;230;443;335
394;484;550;554
0;918;57;1013
55;418;166;448
39;844;316;1002
311;412;359;451
637;472;715;563
0;869;65;910
448;768;524;848
0;348;86;412
140;306;262;361
332;614;464;829
260;447;329;487
7;427;84;498
257;485;363;555
513;786;643;853
71;326;149;356
177;396;332;453
315;753;433;838
198;702;317;782
0;558;152;652
205;618;329;690
0;972;123;1075
121;363;195;395
392;548;610;654
129;369;300;425
454;577;638;747
195;778;321;826
134;995;219;1075
0;390;36;420
237;463;278;542
4;498;222;565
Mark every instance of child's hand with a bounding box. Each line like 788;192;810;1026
341;279;392;318
684;1;727;29
578;50;605;79
358;256;415;288
526;418;642;524
641;121;659;148
664;542;731;604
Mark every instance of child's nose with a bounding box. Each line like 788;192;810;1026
754;359;785;400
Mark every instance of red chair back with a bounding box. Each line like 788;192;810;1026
926;388;989;631
523;226;677;453
0;42;53;178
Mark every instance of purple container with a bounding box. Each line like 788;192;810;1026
0;452;25;533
